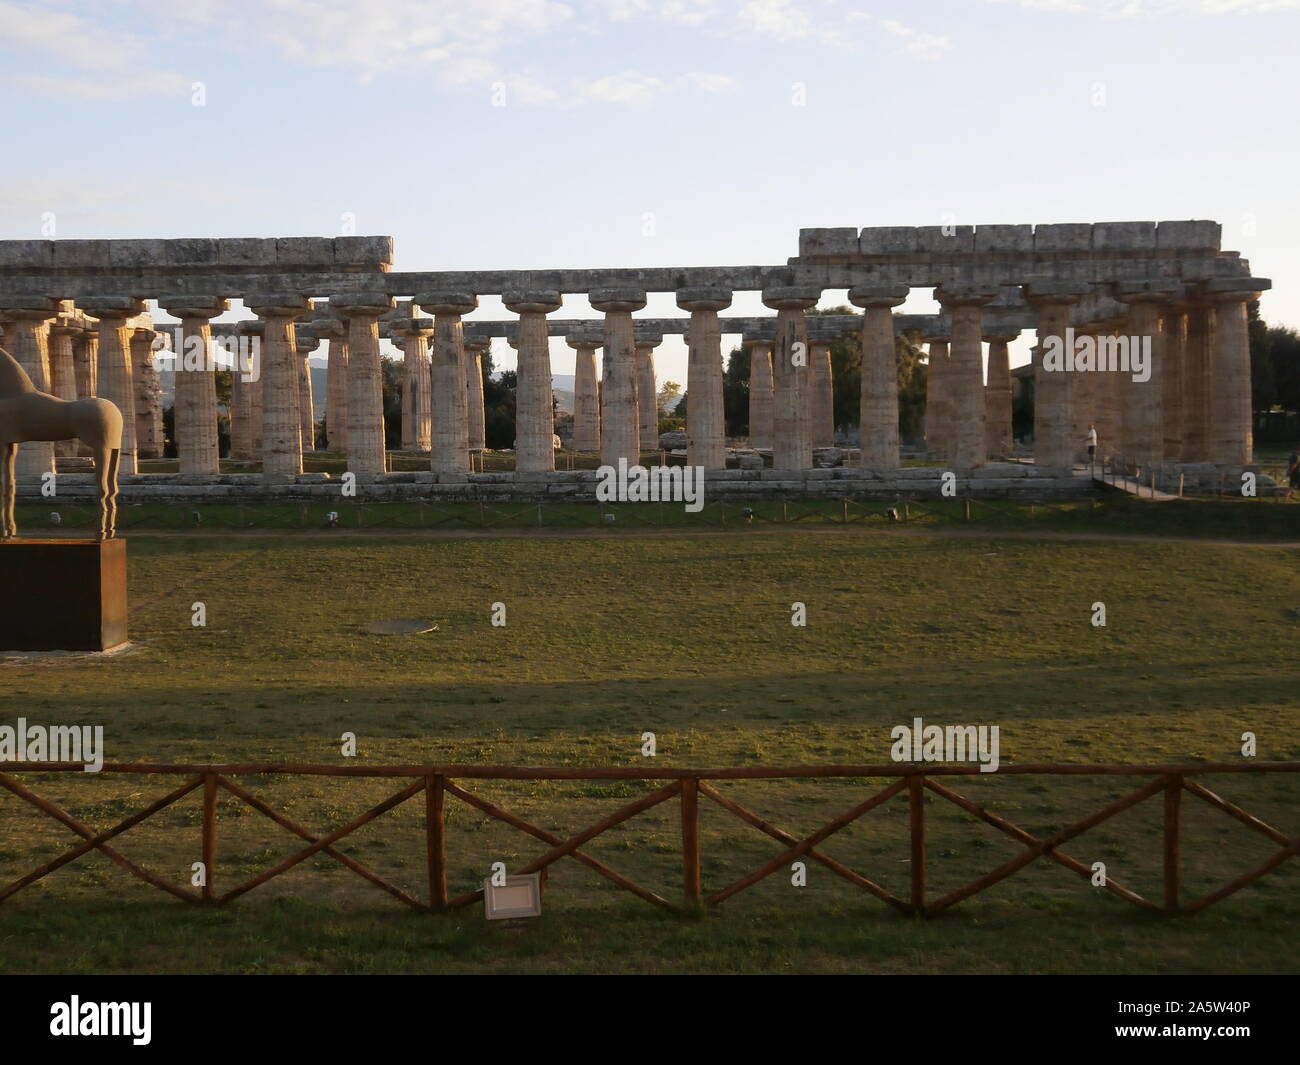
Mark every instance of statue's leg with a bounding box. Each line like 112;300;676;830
1;443;15;540
95;447;109;540
106;448;121;540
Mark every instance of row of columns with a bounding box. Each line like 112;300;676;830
6;274;1257;483
0;297;165;478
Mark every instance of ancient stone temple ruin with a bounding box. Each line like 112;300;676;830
0;221;1269;502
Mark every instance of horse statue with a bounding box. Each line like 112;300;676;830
0;346;122;541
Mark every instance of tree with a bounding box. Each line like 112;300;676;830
723;346;750;436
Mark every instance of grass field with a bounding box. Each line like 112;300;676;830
1;518;1298;973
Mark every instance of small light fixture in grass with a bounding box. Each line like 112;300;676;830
741;507;754;523
484;873;542;921
47;511;61;526
191;510;202;527
325;511;340;528
603;512;615;524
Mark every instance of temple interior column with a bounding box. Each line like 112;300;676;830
294;329;319;452
464;333;487;453
506;290;562;473
163;298;227;475
764;286;821;471
130;326;163;460
849;286;906;469
744;335;774;451
0;299;59;477
635;333;663;449
983;330;1017;460
923;335;950;462
416;291;476;474
591;288;646;467
393;319;435;452
808;341;835;448
678;287;731;468
81;297;146;475
248;295;311;479
330;292;395;475
567;332;601;451
1114;283;1177;471
937;286;996;469
47;314;81;459
1025;284;1087;471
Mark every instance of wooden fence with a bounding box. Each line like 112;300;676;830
1;762;1297;916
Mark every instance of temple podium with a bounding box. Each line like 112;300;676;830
0;539;128;652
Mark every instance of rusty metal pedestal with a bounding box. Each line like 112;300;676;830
0;539;128;651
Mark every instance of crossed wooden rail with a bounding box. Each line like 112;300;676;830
0;762;1297;916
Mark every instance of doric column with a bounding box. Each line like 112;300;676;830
391;319;434;452
329;293;394;475
233;320;265;460
677;287;731;469
567;332;601;451
312;318;349;453
161;297;227;475
923;336;950;461
1113;282;1178;470
1024;284;1087;471
0;298;59;477
936;287;996;470
1160;301;1189;463
74;323;97;400
763;286;821;471
294;328;319;452
744;335;774;450
635;332;663;447
983;330;1018;460
416;291;476;474
47;315;82;459
463;337;490;452
80;297;146;475
247;295;311;479
1181;301;1213;461
808;342;835;448
505;291;562;473
591;288;647;467
1202;278;1268;466
849;286;906;469
130;327;163;460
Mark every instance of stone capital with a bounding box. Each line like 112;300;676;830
676;287;732;313
415;291;476;316
161;296;229;320
390;317;435;338
311;318;346;338
463;336;492;353
0;297;60;320
634;331;664;348
847;285;908;310
590;288;646;313
330;291;396;318
741;334;774;349
235;320;265;337
982;331;1020;344
1197;277;1270;304
935;285;997;308
761;286;820;311
1022;283;1090;308
565;332;602;350
247;293;312;319
503;290;562;315
77;296;148;320
1112;280;1181;305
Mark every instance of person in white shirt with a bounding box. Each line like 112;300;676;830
1086;424;1098;461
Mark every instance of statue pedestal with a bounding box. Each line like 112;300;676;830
0;539;128;652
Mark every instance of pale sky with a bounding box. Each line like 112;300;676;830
1;0;1296;386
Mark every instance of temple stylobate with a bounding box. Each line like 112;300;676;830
0;221;1270;502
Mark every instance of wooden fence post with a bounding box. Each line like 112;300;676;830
201;772;217;904
909;774;925;916
1163;774;1182;915
681;778;701;914
426;774;448;910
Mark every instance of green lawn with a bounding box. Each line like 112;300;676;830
1;525;1298;973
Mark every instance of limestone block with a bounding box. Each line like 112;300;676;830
799;228;860;258
218;238;278;266
974;225;1033;253
916;226;975;254
165;238;220;267
858;227;919;255
1092;222;1157;251
334;236;393;267
52;240;114;269
276;237;334;265
1033;224;1093;253
108;239;167;268
1156;220;1220;253
0;240;54;269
